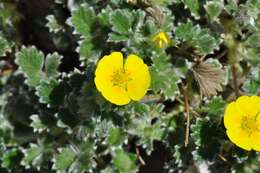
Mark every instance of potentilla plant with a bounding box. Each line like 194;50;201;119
0;0;259;173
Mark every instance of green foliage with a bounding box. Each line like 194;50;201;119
46;15;64;33
36;79;58;104
183;0;200;18
128;103;167;153
15;47;61;87
21;143;44;168
1;148;22;170
175;21;220;54
45;53;62;78
30;114;47;133
108;9;146;44
150;52;181;100
53;148;76;172
70;4;96;37
16;47;45;87
0;35;9;56
204;1;223;21
191;117;223;162
113;149;137;173
202;97;226;118
70;141;96;172
110;10;133;35
0;1;259;173
107;128;125;146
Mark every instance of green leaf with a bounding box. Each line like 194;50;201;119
245;30;260;48
204;1;223;21
16;47;44;86
183;0;200;18
175;22;219;54
51;141;96;173
174;58;191;79
21;143;43;168
101;167;115;173
243;80;260;94
1;148;21;170
71;4;96;37
191;118;222;162
128;103;166;153
70;141;96;172
232;155;260;173
195;30;219;54
46;15;64;33
16;47;62;89
132;10;146;33
108;9;146;44
107;128;124;146
30;114;47;133
150;52;180;100
110;9;133;34
78;38;101;63
224;0;238;14
175;22;195;41
113;149;137;173
45;53;62;78
199;97;225;119
0;35;9;56
108;33;129;42
98;6;113;26
53;148;76;172
242;65;260;94
36;79;58;104
0;3;21;26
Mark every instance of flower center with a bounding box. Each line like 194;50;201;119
241;115;260;136
111;69;131;89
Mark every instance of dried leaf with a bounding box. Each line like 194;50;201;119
146;6;165;27
192;62;225;98
127;0;152;6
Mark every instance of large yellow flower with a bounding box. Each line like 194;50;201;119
224;95;260;151
152;31;171;49
94;52;151;106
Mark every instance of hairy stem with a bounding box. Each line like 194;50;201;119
231;65;239;98
136;147;146;165
183;85;190;147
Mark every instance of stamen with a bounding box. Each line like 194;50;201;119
241;116;258;136
110;69;131;89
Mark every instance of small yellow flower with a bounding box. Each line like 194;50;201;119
94;52;151;106
224;95;260;151
152;31;170;48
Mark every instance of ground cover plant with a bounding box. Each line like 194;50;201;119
0;0;259;173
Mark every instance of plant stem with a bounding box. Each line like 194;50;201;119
231;65;239;98
136;147;146;165
183;85;190;147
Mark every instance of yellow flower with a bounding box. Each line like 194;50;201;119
152;31;170;48
224;95;260;151
94;52;151;106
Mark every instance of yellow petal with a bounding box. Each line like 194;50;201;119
152;32;170;48
250;95;260;116
224;102;243;130
95;52;123;92
125;54;151;101
160;32;170;43
226;129;252;151
101;85;130;106
94;52;130;105
236;95;257;117
251;132;260;151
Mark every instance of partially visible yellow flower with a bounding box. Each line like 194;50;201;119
152;31;170;48
224;95;260;151
94;52;151;106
